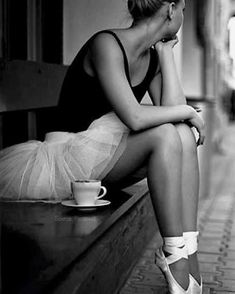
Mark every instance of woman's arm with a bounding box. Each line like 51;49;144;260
149;38;186;106
89;33;196;132
158;44;186;105
148;38;205;145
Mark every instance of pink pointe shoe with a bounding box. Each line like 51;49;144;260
155;237;193;294
183;231;203;294
190;275;202;294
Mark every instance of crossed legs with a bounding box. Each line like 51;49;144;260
103;122;200;289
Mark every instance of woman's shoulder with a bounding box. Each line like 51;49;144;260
88;29;127;63
89;29;122;49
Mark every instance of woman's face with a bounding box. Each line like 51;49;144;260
165;0;185;38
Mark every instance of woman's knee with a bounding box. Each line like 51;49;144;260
147;123;182;156
176;123;197;155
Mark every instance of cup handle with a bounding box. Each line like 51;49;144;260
71;183;74;195
96;186;107;199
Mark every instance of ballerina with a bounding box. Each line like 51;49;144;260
0;0;204;292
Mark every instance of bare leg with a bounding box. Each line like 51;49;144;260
103;123;189;289
175;123;201;283
104;123;184;235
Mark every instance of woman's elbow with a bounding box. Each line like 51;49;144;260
129;122;140;132
128;114;144;132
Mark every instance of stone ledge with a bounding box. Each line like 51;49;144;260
1;180;161;294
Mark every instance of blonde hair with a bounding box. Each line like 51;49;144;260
127;0;180;22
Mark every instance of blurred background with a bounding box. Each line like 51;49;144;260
0;0;235;198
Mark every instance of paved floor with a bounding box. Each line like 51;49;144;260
120;124;235;294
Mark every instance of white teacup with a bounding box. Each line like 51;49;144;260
71;180;107;206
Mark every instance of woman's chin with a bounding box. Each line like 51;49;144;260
161;35;177;42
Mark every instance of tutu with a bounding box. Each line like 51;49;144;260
0;112;129;202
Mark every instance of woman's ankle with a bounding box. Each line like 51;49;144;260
188;252;201;284
169;258;190;290
183;231;201;284
162;236;190;290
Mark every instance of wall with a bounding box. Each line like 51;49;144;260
63;0;130;65
63;0;183;72
63;0;183;106
182;0;203;98
0;0;3;58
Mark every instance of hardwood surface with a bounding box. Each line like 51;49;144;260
0;60;67;113
0;181;154;294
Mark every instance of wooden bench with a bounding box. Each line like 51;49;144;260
0;60;161;294
0;59;68;146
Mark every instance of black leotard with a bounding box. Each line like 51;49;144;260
55;30;158;132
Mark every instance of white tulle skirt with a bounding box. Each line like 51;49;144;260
0;112;129;202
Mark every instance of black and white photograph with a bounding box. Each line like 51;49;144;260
0;0;235;293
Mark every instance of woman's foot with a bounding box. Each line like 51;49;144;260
168;256;190;290
183;231;202;293
155;237;192;294
188;252;201;285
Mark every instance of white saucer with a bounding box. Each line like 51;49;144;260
61;199;111;210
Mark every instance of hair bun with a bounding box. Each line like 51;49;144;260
127;0;179;22
127;0;160;21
